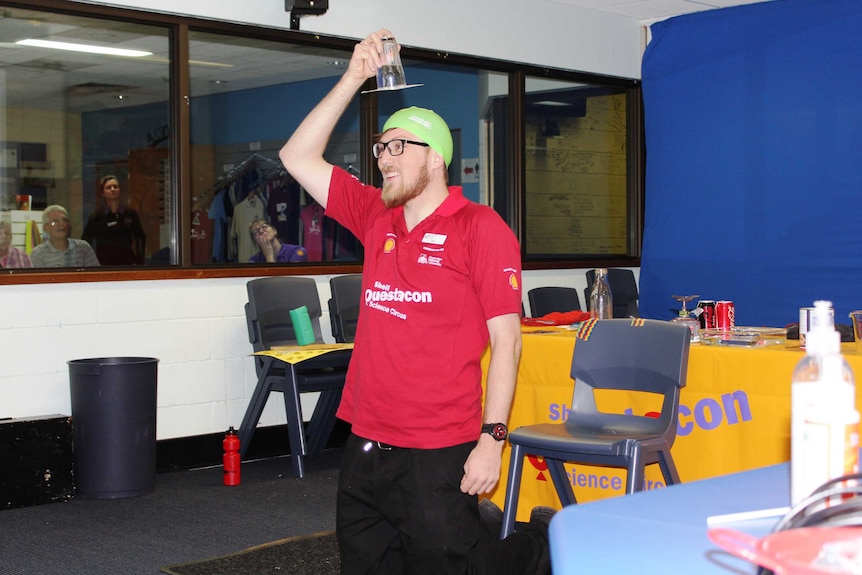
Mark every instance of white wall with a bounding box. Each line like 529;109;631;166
76;0;644;79
0;1;644;439
0;269;637;438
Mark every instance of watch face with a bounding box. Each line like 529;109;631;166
486;423;508;440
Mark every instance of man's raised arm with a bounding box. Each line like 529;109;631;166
279;29;393;209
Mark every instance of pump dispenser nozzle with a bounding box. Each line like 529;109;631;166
805;300;840;356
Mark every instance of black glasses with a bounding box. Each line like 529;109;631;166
372;139;429;159
251;223;270;235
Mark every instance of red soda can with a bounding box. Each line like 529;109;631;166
716;300;735;330
697;300;716;329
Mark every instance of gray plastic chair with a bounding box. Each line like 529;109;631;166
240;277;351;478
500;318;690;537
528;286;582;317
328;274;362;343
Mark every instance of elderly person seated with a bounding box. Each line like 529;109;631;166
248;218;307;263
0;219;31;268
30;205;100;268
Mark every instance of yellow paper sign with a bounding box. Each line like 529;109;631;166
254;343;354;364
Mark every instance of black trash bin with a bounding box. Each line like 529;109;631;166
68;357;159;499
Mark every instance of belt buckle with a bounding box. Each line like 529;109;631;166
376;441;393;451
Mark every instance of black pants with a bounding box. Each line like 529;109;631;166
336;433;549;575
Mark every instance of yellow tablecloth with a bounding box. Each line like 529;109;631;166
482;327;862;520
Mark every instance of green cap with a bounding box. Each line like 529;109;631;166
382;106;453;167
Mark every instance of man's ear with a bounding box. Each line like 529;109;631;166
430;150;446;171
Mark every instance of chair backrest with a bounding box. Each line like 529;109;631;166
584;268;639;318
528;286;582;317
329;274;362;343
567;318;690;446
246;277;325;352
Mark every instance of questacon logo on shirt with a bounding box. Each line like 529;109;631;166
364;280;432;321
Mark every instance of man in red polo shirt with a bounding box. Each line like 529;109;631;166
280;29;551;575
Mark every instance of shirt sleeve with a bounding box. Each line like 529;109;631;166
324;167;386;244
30;247;45;268
83;243;101;267
81;212;96;245
468;207;522;320
289;246;308;262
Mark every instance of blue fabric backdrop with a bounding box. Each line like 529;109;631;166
640;0;862;327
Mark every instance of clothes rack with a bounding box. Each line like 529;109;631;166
193;153;285;211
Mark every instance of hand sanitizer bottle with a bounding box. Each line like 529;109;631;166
790;300;859;505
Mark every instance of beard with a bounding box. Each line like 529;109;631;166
381;165;430;209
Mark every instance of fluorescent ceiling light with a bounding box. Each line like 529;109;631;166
533;100;572;107
16;39;152;58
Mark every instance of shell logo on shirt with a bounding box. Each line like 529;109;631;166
504;267;520;291
383;234;396;254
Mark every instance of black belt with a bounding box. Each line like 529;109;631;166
365;440;404;451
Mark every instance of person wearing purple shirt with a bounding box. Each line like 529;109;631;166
247;218;307;263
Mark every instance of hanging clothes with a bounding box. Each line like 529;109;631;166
208;188;229;262
267;176;301;245
300;202;326;262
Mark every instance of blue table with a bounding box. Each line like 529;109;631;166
549;463;790;574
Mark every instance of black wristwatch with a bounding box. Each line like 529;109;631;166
481;423;509;441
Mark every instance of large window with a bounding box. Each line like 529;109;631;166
188;32;361;266
522;77;631;260
0;6;171;270
0;2;642;281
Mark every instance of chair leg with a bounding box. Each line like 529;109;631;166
305;388;343;455
658;450;681;486
237;357;275;458
501;444;525;539
282;364;307;479
626;448;645;493
546;459;577;506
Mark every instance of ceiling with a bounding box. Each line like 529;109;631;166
0;1;771;113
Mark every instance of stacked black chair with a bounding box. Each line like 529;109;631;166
328;274;362;343
239;277;351;478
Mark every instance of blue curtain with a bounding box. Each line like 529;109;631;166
640;0;862;327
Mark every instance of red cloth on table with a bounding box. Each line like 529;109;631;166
521;310;591;326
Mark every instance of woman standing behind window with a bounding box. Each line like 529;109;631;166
82;175;146;265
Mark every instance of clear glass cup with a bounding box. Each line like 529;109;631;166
671;295;700;343
377;37;407;89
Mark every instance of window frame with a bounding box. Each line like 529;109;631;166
0;0;642;285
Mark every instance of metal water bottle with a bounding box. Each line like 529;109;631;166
223;426;241;486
